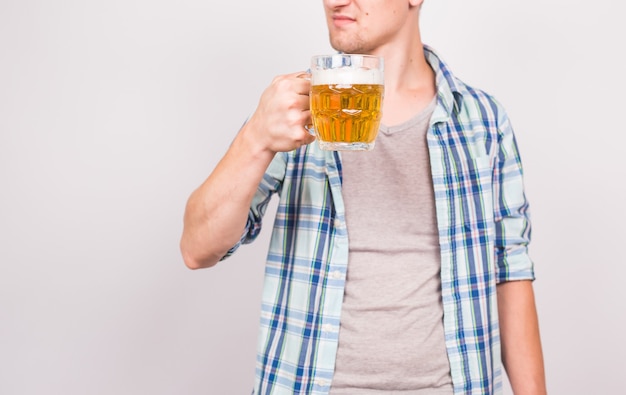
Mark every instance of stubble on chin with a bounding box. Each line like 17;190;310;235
329;36;366;54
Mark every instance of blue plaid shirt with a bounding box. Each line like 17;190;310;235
225;46;534;395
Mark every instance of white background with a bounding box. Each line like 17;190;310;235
1;1;624;394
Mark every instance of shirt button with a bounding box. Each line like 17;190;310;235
315;378;330;387
334;218;342;228
330;270;343;280
322;324;336;333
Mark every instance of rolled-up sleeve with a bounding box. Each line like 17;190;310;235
220;152;287;260
492;108;535;283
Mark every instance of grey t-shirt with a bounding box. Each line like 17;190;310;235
330;97;453;394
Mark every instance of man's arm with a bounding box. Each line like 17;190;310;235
489;100;546;393
180;72;314;269
497;280;547;394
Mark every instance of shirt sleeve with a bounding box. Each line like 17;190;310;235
220;151;288;260
492;105;535;283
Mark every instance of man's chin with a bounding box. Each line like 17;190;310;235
329;39;361;54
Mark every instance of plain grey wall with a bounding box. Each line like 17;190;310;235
1;1;624;394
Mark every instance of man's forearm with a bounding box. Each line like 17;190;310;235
180;127;275;269
497;280;547;394
180;72;315;270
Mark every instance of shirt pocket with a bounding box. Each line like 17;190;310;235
471;154;496;238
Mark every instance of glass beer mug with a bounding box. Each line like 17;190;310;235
309;54;384;151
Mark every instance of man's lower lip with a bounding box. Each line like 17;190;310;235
334;18;355;27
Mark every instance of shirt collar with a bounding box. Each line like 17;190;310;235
423;45;464;123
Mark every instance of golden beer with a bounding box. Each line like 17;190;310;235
310;84;383;151
310;55;384;151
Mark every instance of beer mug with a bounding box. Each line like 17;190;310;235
309;54;384;151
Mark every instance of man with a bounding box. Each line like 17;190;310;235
180;0;547;394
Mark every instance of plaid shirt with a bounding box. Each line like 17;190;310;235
225;46;534;395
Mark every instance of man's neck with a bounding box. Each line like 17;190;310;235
372;38;437;127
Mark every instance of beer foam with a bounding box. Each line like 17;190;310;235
311;67;384;86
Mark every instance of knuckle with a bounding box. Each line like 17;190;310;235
274;77;292;90
271;74;286;83
285;111;300;124
289;109;308;124
286;98;302;111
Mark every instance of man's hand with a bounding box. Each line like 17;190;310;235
243;72;316;154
